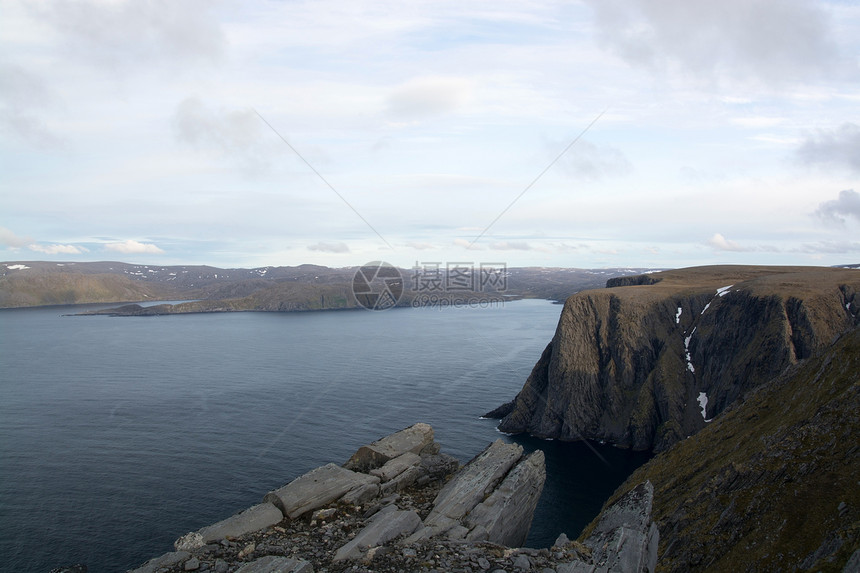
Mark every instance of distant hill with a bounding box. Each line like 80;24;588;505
0;261;662;310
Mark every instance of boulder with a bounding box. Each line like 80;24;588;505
370;452;422;481
234;555;313;572
333;506;422;561
424;439;523;530
344;423;434;472
263;463;380;519
175;502;284;550
465;450;546;547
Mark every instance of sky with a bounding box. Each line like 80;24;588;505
1;0;859;270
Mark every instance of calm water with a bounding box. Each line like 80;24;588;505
0;300;649;572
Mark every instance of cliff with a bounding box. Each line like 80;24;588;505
583;325;860;572
493;266;860;451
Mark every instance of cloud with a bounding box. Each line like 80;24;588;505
34;0;225;71
490;241;550;252
0;62;63;148
585;0;856;86
707;233;748;252
385;76;475;120
307;241;350;254
453;238;484;250
815;189;860;225
173;98;270;173
796;123;860;174
30;243;88;255
105;240;164;254
405;242;437;250
0;226;33;248
797;240;860;254
556;139;632;180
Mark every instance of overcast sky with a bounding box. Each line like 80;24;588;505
2;0;859;269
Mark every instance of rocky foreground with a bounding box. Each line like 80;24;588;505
122;423;656;573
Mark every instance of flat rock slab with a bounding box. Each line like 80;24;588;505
465;449;546;547
175;502;284;550
425;439;523;528
128;551;190;573
234;555;314;572
264;463;380;519
333;507;422;561
344;423;434;472
370;452;422;482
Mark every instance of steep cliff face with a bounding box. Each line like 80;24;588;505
495;266;860;451
586;325;860;572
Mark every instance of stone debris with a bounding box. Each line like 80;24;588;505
129;423;656;573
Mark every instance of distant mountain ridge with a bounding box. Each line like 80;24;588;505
489;265;860;452
0;261;663;310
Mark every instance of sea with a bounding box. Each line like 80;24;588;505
0;299;650;572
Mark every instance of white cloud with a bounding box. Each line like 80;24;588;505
815;189;860;225
33;0;225;71
0;62;63;148
30;243;88;255
453;238;483;250
585;0;856;87
105;240;164;254
707;233;748;252
307;241;350;254
172;98;270;173
556;139;632;180
385;76;475;120
796;123;860;174
0;226;33;248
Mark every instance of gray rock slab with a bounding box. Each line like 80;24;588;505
425;439;523;529
234;555;313;573
263;463;380;519
583;481;658;573
344;423;434;472
370;452;422;481
333;508;422;561
128;551;190;573
380;465;424;496
465;449;546;547
175;502;284;550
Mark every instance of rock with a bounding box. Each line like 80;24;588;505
370;452;422;481
424;440;523;531
49;566;87;573
184;557;200;571
344;423;435;472
333;508;422;561
234;555;314;572
552;533;570;548
263;463;380;519
420;453;461;481
175;503;284;550
214;559;228;573
127;551;191;573
380;465;424;496
465;450;546;547
513;554;531;570
581;481;658;573
310;508;337;523
478;557;491;570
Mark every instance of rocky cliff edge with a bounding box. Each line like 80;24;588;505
491;265;860;452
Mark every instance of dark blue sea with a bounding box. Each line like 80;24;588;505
0;299;649;572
